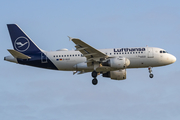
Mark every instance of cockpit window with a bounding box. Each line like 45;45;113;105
160;50;168;53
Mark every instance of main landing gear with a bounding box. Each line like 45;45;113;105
92;70;98;85
148;67;154;78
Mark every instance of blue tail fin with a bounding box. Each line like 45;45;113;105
7;24;41;54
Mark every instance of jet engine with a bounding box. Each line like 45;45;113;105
102;69;126;80
102;57;130;69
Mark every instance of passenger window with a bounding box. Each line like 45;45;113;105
56;55;58;57
160;51;162;53
70;55;71;57
73;55;74;57
163;51;166;53
62;55;63;57
59;55;61;57
110;53;111;55
67;55;69;57
53;55;55;57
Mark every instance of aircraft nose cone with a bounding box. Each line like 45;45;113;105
171;55;176;63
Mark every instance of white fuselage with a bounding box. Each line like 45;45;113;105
45;47;176;71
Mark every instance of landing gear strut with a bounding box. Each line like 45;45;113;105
92;70;98;85
148;67;154;78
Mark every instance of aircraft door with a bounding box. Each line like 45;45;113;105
41;52;47;63
147;48;154;58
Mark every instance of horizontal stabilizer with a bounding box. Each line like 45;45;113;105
7;49;31;59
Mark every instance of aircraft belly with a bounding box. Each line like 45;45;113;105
51;57;86;71
128;57;161;68
57;61;76;71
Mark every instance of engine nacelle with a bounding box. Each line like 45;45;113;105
102;57;130;69
102;69;126;80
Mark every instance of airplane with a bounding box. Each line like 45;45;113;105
4;24;176;85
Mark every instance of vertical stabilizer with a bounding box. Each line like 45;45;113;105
7;24;41;54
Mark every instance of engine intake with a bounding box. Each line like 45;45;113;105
102;57;130;69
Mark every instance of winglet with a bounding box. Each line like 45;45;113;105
68;36;73;41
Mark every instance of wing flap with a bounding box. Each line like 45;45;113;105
7;49;31;59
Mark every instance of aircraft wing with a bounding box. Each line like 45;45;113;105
71;38;108;62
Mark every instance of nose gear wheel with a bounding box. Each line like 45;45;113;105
148;67;154;78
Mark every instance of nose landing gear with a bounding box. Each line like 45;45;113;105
148;67;154;78
92;70;98;85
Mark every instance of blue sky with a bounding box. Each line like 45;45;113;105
0;0;180;120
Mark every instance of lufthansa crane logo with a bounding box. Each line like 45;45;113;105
14;37;30;52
